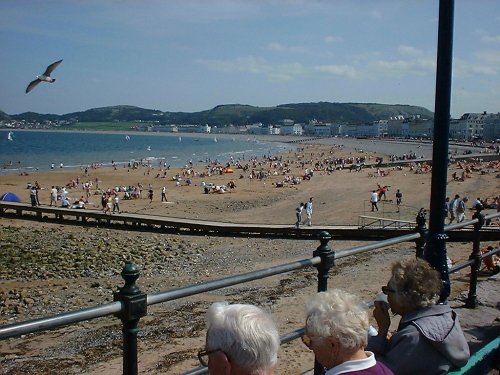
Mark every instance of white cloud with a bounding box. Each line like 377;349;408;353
313;64;360;79
370;58;435;77
480;34;500;43
196;56;307;81
266;42;308;54
398;45;424;57
324;35;343;44
368;10;383;19
475;50;500;64
454;60;497;77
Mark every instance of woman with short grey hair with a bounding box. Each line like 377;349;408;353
304;289;393;374
199;302;280;375
368;258;470;374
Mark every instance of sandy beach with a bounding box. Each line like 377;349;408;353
1;135;499;374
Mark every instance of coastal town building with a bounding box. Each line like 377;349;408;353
280;123;303;135
483;113;500;141
448;111;500;141
3;111;500;141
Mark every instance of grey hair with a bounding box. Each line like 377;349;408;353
389;258;441;310
305;289;369;351
206;302;280;375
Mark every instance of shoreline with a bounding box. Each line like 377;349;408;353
0;130;304;175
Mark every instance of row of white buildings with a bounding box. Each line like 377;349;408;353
246;112;500;141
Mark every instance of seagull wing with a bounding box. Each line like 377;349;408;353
26;79;41;93
44;59;63;76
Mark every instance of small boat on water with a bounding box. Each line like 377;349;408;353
7;131;14;141
178;137;182;142
147;146;151;151
214;137;218;143
125;135;130;141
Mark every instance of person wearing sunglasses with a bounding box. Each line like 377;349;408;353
367;258;470;374
304;289;393;374
198;302;280;375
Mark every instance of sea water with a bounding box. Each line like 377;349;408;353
0;130;294;174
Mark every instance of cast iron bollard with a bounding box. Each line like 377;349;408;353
114;261;148;375
465;206;485;308
313;231;335;375
313;231;335;292
415;208;427;259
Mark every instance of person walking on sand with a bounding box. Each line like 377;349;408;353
161;186;167;202
303;197;313;226
148;186;154;203
454;196;468;223
103;195;112;215
448;194;459;224
30;186;38;207
295;202;304;228
370;190;379;212
101;192;108;210
50;186;58;207
395;189;402;212
377;184;389;200
112;194;121;214
34;181;41;206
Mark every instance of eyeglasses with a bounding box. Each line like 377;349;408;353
301;334;313;349
381;285;396;295
197;348;222;367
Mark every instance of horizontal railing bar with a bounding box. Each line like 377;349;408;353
147;257;321;306
449;259;474;273
280;327;305;345
0;301;122;340
444;212;500;231
336;232;420;259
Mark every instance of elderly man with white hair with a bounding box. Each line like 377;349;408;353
198;302;280;375
303;289;393;375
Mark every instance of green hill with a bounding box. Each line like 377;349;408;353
4;102;433;126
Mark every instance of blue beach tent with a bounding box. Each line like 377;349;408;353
0;192;21;202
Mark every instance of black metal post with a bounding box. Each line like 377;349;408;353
425;0;455;303
313;231;335;292
313;231;335;375
465;207;485;308
415;208;427;259
114;261;148;375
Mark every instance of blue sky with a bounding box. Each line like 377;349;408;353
1;0;499;118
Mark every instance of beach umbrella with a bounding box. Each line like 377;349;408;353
0;192;22;202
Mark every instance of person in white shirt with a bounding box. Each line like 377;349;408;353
112;194;121;214
370;191;379;212
303;197;314;226
454;196;468;223
50;186;58;206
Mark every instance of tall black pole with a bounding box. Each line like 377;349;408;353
313;231;335;375
425;0;455;302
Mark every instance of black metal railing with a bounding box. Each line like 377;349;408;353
1;211;498;374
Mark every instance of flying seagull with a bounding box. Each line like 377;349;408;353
26;59;63;93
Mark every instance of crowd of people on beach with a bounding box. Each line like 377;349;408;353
197;258;471;375
18;142;500;231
